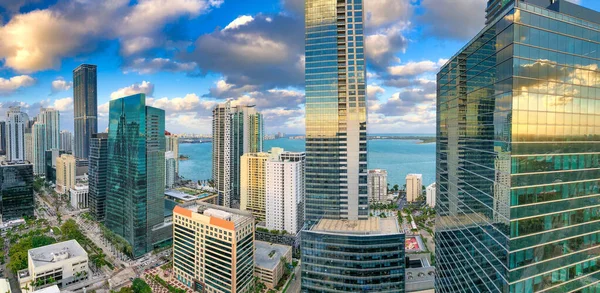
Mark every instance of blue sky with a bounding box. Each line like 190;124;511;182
0;0;597;134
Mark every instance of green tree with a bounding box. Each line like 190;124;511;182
132;278;152;293
393;184;399;191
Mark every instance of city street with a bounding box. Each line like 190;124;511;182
286;262;302;293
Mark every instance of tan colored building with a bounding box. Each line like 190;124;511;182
240;148;283;221
55;154;76;194
254;241;292;289
172;203;254;293
406;174;423;202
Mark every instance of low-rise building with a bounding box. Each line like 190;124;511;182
69;184;89;210
172;203;255;293
18;240;89;292
254;241;292;289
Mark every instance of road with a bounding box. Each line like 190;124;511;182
286;262;302;293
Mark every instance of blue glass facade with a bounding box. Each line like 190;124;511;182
89;133;108;223
436;1;600;292
105;94;165;258
73;64;97;160
0;163;34;221
305;0;367;222
301;227;405;292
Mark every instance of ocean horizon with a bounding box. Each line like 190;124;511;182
178;137;436;187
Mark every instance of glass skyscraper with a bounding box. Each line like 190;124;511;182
89;133;108;223
305;0;368;222
211;102;263;208
105;94;166;258
436;0;600;292
73;64;98;160
0;162;34;222
302;1;404;292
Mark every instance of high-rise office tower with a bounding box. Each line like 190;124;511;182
6;107;28;163
304;0;368;222
230;105;263;208
367;169;388;203
32;123;46;175
0;121;6;155
89;133;108;223
0;162;34;222
165;132;179;175
105;94;165;258
212;102;264;208
436;1;600;292
73;64;98;159
265;150;305;234
302;1;404;292
38;108;60;150
60;130;73;153
172;203;255;293
45;149;65;184
213;101;232;206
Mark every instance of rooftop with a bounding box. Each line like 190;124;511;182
29;240;87;268
0;278;10;293
32;285;60;293
165;190;198;202
70;184;88;191
255;241;291;270
175;202;253;230
311;217;400;235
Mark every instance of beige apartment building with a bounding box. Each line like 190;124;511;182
254;241;292;289
240;148;283;221
172;203;254;293
55;154;76;194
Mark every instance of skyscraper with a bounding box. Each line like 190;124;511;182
240;150;273;221
304;0;368;222
60;130;73;153
32;122;46;175
73;64;98;159
89;133;108;223
367;169;388;203
302;1;404;292
265;150;305;234
105;94;165;258
0;121;6;155
38;108;60;150
211;102;264;208
165;151;176;189
405;173;423;202
6;107;28;163
0;162;34;222
165;132;179;176
436;1;600;292
212;101;232;207
230;105;263;208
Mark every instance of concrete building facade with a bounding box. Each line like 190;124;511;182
18;240;89;291
69;184;88;210
254;241;292;289
425;182;436;208
172;203;255;293
265;150;305;234
406;174;423;202
55;154;76;194
367;169;388;203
